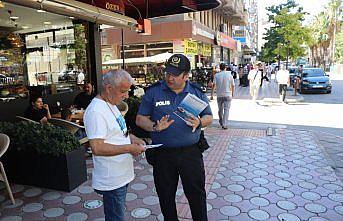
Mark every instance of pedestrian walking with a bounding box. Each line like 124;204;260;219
83;70;145;221
210;64;220;100
242;64;249;87
276;64;290;103
213;63;235;129
136;54;213;221
294;65;303;95
248;62;262;102
238;65;244;86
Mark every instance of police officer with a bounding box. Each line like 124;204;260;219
136;54;213;221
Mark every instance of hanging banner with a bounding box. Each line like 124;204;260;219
184;40;198;55
197;44;203;55
202;44;212;57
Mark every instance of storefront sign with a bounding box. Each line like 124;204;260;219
76;0;125;14
193;25;214;40
184;40;198;55
173;40;184;53
233;37;246;43
236;41;241;52
216;32;237;51
202;44;212;57
197;44;203;55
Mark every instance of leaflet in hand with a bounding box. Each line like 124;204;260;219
145;144;163;149
173;93;208;123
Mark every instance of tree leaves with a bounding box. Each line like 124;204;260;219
261;0;310;62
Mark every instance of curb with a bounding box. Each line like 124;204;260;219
262;95;304;103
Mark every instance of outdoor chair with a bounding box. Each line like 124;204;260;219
0;133;15;205
15;116;40;124
48;118;88;145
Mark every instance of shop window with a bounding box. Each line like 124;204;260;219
0;3;89;101
124;44;144;50
146;42;173;49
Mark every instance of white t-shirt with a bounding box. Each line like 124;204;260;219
248;69;262;87
83;97;134;191
277;70;290;85
77;72;85;85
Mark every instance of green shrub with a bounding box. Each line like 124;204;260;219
0;121;80;156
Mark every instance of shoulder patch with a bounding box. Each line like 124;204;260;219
190;82;205;93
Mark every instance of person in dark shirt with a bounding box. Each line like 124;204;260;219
24;95;51;123
73;82;95;109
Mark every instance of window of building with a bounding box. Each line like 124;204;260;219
0;3;89;100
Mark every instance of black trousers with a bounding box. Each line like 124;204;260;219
152;145;207;221
279;84;287;101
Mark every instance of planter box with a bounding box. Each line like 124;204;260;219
2;147;87;192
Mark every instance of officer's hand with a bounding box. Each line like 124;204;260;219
128;144;145;157
186;115;201;133
156;115;174;131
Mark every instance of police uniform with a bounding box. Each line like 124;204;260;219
138;77;212;220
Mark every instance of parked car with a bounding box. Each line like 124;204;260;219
299;68;332;94
58;70;78;82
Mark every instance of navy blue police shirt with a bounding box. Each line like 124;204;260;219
137;80;212;148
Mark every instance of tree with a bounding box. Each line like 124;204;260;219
335;30;343;63
308;0;342;68
261;0;310;64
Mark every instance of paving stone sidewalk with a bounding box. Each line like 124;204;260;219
1;127;343;221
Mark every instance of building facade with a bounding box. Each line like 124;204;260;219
0;0;220;120
101;0;247;75
232;0;258;64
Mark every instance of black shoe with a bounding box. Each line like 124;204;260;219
222;126;228;130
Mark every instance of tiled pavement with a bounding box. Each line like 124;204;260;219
1;127;343;221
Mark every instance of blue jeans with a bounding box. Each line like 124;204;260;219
95;184;128;221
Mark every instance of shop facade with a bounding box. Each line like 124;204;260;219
0;0;221;121
101;19;217;81
0;0;136;121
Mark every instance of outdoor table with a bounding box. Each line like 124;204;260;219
52;110;84;123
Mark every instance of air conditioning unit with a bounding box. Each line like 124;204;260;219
219;24;228;35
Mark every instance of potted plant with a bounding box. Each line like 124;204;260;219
125;86;150;138
0;121;87;192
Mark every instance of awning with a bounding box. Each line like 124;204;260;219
103;52;174;66
149;52;173;63
124;0;221;19
5;0;137;28
103;57;152;65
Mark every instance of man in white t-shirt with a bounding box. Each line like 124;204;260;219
248;62;262;102
77;69;85;85
83;69;145;221
213;63;235;129
276;64;290;103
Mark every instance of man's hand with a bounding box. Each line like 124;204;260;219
156;115;174;131
128;144;145;157
43;104;49;110
186;114;201;133
130;134;145;146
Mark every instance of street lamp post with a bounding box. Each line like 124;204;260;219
277;43;281;70
286;40;290;69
